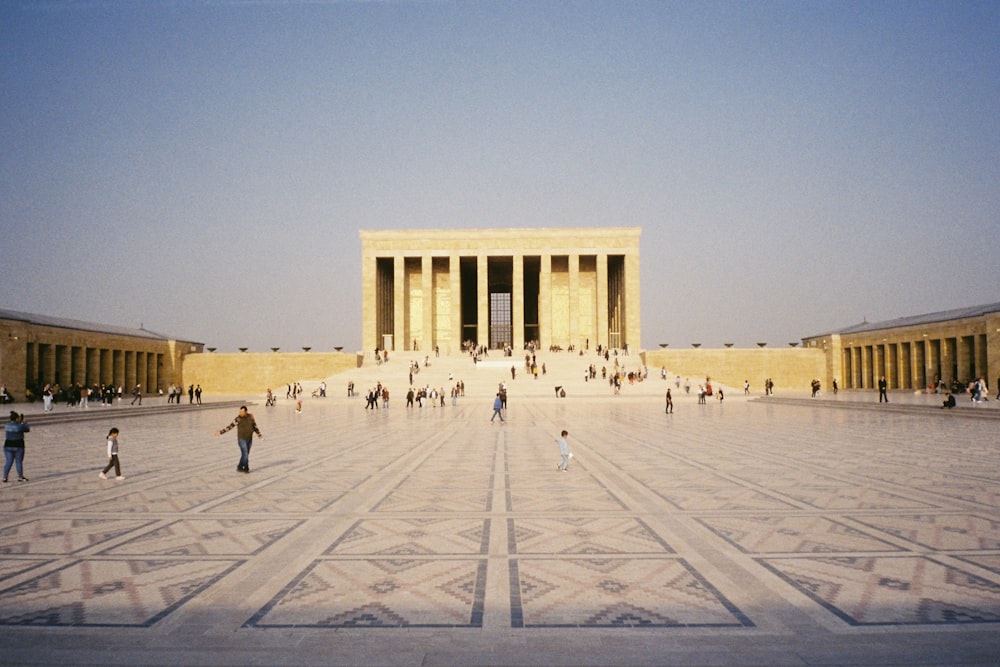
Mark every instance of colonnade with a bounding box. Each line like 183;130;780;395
841;333;990;390
24;341;164;394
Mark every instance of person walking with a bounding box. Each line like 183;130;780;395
130;384;142;405
556;430;571;471
878;376;889;403
3;411;30;482
99;427;125;480
490;393;505;422
214;406;263;473
665;388;674;414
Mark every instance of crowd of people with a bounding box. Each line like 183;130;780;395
14;381;209;411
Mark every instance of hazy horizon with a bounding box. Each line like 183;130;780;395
3;1;998;352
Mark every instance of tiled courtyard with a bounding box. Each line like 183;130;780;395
0;379;998;665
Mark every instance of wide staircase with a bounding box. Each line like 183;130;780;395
318;348;672;402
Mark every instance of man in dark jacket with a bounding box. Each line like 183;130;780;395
214;406;263;473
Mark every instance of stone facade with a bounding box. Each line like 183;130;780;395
182;351;360;396
802;303;1000;392
5;285;994;402
643;348;826;395
0;310;202;402
359;228;642;354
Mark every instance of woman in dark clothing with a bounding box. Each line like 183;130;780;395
3;411;30;482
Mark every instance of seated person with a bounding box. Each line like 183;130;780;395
942;392;956;409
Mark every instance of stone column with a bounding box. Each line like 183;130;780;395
136;352;147;392
41;344;56;386
361;253;376;352
57;345;71;387
568;254;579;348
596;253;608;350
896;343;909;389
512;253;524;351
539;255;552;348
393;255;405;352
477;255;489;348
72;346;85;386
927;339;940;385
450;254;462;354
100;349;113;387
872;345;881;388
422;254;434;353
882;345;901;389
625;251;641;350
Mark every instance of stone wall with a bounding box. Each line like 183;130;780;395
643;347;826;394
0;316;198;401
182;351;362;396
804;311;1000;391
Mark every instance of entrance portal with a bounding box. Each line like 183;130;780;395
490;291;511;349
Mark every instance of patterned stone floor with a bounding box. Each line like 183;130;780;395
0;389;998;665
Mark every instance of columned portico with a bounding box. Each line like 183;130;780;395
804;303;1000;393
0;309;200;401
360;228;642;354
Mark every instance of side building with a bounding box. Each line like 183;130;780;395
0;309;203;402
802;302;1000;392
360;227;642;354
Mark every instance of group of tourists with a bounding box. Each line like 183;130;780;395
166;383;202;404
33;382;128;410
23;382;206;412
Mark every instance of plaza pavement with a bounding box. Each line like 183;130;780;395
0;351;998;666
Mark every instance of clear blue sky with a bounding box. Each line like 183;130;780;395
3;1;998;352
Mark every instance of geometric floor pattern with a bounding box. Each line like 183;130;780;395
510;557;752;627
1;370;999;665
0;558;242;626
756;555;1000;625
246;558;488;628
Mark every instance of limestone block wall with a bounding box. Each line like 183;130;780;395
182;352;361;396
0;316;197;401
643;348;826;394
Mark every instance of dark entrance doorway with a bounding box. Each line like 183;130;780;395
490;291;511;349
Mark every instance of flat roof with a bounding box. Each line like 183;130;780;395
808;301;1000;338
0;308;202;344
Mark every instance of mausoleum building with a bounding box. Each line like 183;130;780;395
359;228;642;354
